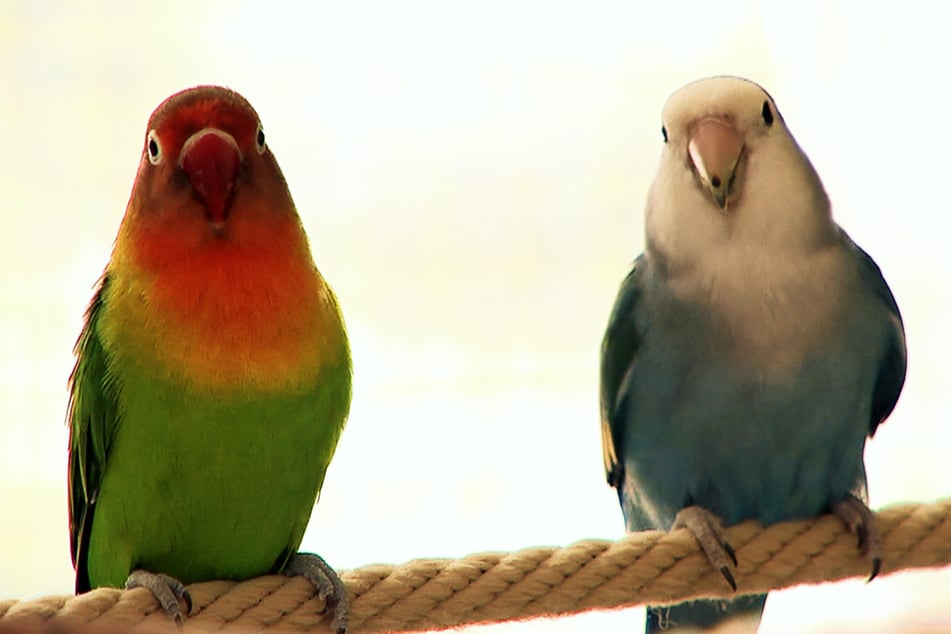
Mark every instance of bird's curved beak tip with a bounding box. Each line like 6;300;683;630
713;191;728;210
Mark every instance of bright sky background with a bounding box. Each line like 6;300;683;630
1;1;949;632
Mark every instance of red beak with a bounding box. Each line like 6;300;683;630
180;129;241;223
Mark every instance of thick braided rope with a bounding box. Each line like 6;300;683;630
2;498;949;633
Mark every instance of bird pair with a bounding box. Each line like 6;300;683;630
68;77;905;634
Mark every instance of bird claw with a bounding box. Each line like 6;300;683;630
832;494;882;580
125;570;192;625
722;539;738;568
673;506;738;591
718;566;737;592
284;552;349;634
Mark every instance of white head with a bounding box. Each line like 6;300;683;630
645;76;836;275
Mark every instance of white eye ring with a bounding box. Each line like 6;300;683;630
146;130;162;165
254;124;266;154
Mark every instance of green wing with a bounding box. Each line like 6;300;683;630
67;276;119;593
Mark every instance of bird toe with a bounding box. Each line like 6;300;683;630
673;505;739;590
284;552;349;633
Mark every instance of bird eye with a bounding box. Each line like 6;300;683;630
146;130;162;165
661;125;668;143
255;124;266;154
761;101;774;126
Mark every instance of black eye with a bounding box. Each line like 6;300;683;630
255;124;266;154
146;130;162;165
761;101;774;126
661;125;668;143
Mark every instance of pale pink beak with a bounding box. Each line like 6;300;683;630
688;117;744;209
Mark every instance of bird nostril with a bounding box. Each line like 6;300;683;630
711;176;722;188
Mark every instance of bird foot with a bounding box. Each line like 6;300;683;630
125;570;192;625
672;506;738;590
284;552;349;634
832;493;882;580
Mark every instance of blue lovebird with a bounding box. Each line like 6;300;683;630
599;76;907;632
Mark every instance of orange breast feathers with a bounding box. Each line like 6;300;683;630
99;212;346;394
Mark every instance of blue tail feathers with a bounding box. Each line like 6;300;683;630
645;594;767;633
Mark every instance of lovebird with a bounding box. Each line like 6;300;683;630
599;77;906;632
67;86;353;631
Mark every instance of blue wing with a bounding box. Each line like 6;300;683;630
599;256;647;490
842;233;906;434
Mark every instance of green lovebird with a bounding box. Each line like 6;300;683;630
67;86;353;632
